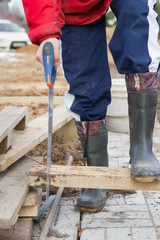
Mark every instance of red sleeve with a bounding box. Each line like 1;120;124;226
22;0;65;45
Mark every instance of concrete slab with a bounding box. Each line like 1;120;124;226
132;228;158;240
80;228;106;240
106;228;131;240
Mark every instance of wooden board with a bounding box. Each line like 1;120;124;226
0;156;42;230
19;198;41;217
55;118;78;139
19;203;39;218
0;218;33;240
19;189;42;217
28;165;160;191
0;107;28;154
0;133;12;154
22;188;39;207
0;106;28;142
0;96;64;105
0;105;72;172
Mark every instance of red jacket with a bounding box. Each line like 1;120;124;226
22;0;112;45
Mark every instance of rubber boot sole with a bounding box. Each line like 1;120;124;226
133;176;160;183
77;191;110;213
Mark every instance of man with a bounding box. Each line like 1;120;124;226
22;0;160;212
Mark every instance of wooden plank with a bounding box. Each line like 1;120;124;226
14;116;28;131
19;189;42;217
0;156;41;230
0;133;12;154
28;165;160;191
0;105;72;172
22;188;39;207
55;118;78;139
19;202;40;217
0;218;33;240
0;106;28;143
0;96;64;105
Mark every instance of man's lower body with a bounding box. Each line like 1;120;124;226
61;0;160;212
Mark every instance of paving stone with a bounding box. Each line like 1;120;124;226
132;228;158;240
108;157;119;168
108;141;123;148
58;204;76;213
80;228;105;240
147;204;160;226
49;204;80;240
82;211;150;219
118;162;130;168
156;227;160;238
106;228;131;240
153;136;160;144
146;198;160;206
103;204;148;212
55;205;80;225
144;191;160;199
157;228;160;234
106;194;125;205
109;161;119;168
147;201;160;213
124;191;146;205
59;197;77;206
81;218;153;228
47;227;78;240
108;132;124;142
146;198;160;226
151;214;160;226
118;157;130;168
108;148;129;157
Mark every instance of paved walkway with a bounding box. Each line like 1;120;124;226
47;120;160;240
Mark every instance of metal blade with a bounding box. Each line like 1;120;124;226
46;87;54;206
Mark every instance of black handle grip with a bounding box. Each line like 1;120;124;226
43;42;54;56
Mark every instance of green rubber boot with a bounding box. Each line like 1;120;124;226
126;72;160;182
75;119;109;212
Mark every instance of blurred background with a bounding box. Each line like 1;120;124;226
0;0;27;28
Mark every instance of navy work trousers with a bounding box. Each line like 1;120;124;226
61;0;160;121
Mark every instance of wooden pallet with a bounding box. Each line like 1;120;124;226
28;165;160;191
0;106;28;154
0;156;43;230
0;104;72;172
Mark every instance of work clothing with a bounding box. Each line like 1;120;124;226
61;0;160;121
75;119;109;212
22;0;112;45
110;0;160;74
62;16;111;121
